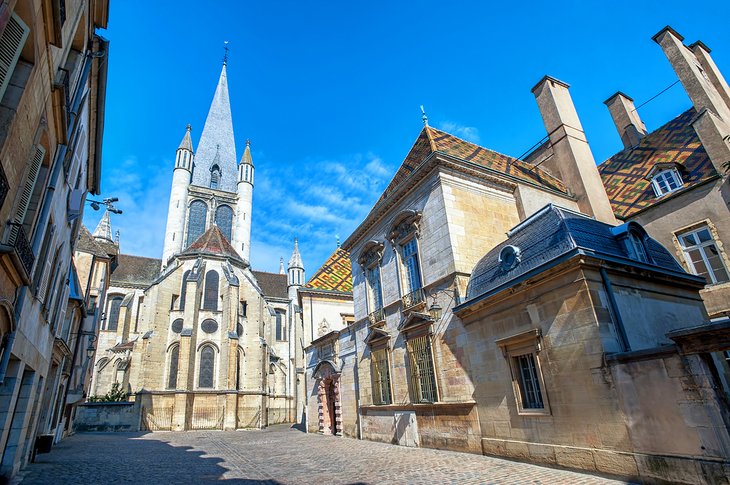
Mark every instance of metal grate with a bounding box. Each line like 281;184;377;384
142;406;173;431
514;353;544;409
407;335;437;403
370;348;392;405
191;405;224;430
402;287;425;309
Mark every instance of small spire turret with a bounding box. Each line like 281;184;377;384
92;210;114;242
175;124;194;172
287;238;305;288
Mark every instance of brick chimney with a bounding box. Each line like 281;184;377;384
604;92;647;149
689;40;730;112
531;76;617;225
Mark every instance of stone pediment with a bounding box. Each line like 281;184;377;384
398;311;434;334
364;326;390;346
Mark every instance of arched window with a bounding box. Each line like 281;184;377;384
107;296;123;331
179;270;190;310
198;345;215;388
215;205;234;241
236;348;244;390
167;345;179;389
210;164;221;189
203;270;219;310
186;200;207;247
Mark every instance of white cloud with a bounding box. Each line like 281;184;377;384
437;121;481;144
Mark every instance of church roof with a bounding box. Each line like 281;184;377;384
191;64;238;193
378;126;567;204
110;254;162;288
304;248;353;294
598;108;718;219
182;225;243;262
178;124;193;151
76;225;108;258
252;271;288;299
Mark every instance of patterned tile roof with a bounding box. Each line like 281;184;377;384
182;225;242;262
598;108;718;219
379;126;566;203
304;248;353;294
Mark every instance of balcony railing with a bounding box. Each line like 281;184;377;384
402;287;425;310
4;223;35;280
0;164;9;211
367;307;385;325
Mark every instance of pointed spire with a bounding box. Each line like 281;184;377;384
114;229;120;246
92;210;113;242
288;237;303;269
240;139;253;166
223;40;229;66
192;63;237;192
279;257;285;274
178;124;193;151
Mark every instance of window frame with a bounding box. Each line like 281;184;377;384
370;346;393;405
650;168;683;197
275;310;286;341
106;295;124;331
677;224;730;285
197;343;217;389
202;270;219;311
185;199;208;247
405;333;438;404
497;329;550;416
166;344;180;389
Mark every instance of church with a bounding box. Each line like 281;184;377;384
88;59;306;430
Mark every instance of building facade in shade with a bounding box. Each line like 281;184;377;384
0;0;109;480
86;60;308;430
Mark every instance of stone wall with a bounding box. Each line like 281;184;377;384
74;402;140;432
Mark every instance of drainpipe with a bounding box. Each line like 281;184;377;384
599;267;630;352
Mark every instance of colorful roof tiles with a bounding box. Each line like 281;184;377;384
379;126;567;203
182;225;242;261
598;108;718;219
305;248;353;294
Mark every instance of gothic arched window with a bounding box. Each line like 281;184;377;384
203;270;219;310
210;164;221;189
215;205;234;241
236;347;244;390
107;296;123;331
167;344;179;389
198;345;215;388
179;270;190;310
186;200;207;247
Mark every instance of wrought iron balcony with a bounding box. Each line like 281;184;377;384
0;164;8;211
2;222;35;281
402;287;425;310
367;307;385;325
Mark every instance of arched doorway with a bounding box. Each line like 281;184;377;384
313;361;340;436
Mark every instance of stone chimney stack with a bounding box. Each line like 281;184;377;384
653;26;730;122
689;40;730;112
531;76;617;225
604;92;648;149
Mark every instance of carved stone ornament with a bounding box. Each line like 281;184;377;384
358;241;385;268
388;210;422;244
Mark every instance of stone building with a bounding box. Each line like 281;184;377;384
86;60;308;430
596;27;730;320
0;0;109;479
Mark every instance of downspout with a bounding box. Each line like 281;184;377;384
599;267;630;352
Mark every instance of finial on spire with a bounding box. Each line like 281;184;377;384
186;123;191;132
336;234;340;248
420;105;428;126
246;139;250;147
279;257;285;275
223;40;229;66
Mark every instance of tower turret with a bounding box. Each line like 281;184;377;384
161;124;194;268
233;140;254;262
287;238;304;291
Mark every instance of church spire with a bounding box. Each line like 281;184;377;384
92;210;114;242
279;257;285;275
178;124;193;151
288;238;305;288
191;63;237;192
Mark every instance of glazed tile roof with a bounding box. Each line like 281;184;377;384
379;126;566;203
110;254;161;288
304;248;353;294
252;271;288;299
598;108;718;219
182;225;243;262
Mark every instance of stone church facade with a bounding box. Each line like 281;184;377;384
88;61;305;430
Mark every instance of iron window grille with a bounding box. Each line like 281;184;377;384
406;334;437;403
513;353;544;409
370;348;392;405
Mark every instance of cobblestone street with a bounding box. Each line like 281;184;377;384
17;425;630;484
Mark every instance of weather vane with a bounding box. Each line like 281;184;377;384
420;105;428;126
223;40;230;65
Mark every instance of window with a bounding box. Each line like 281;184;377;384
406;335;437;403
628;231;649;263
366;265;383;313
514;353;544;409
186;200;207;247
210;165;221;189
370;348;392;405
107;296;123;331
203;270;218;310
134;296;144;333
497;329;550;415
167;345;179;389
678;226;730;285
239;300;247;318
401;238;422;294
179;270;190;310
651;168;683;197
0;12;30;103
275;311;286;341
215;205;233;241
198;345;215;388
236;348;244;390
18;145;49;238
170;294;179;310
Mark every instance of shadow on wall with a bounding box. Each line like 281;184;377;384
23;432;286;484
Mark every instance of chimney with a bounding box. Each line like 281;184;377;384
531;76;617;225
653;26;730;122
689;40;730;112
604;92;647;149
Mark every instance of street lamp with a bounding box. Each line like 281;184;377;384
428;300;443;320
86;339;97;359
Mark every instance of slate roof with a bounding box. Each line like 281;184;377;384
110;254;161;287
598;108;718;219
76;225;107;257
252;271;288;299
182;225;243;262
379;126;566;203
304;248;353;294
461;204;695;307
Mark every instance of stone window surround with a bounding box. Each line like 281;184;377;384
672;218;730;287
648;166;684;197
388;211;425;305
183;192;236;247
195;341;219;390
165;343;180;389
405;332;439;404
496;328;551;416
358;241;385;318
367;333;393;406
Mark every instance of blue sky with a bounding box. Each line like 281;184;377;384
84;0;730;275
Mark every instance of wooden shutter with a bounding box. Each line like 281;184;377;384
0;12;30;103
14;145;46;225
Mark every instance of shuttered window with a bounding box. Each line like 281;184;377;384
215;205;233;241
186;200;207;247
14;146;46;232
203;270;218;310
0;12;30;103
32;222;54;301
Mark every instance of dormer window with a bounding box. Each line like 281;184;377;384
651;168;683;197
210;164;221;189
628;231;649;263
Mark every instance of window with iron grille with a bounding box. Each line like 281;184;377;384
107;296;123;331
513;353;544;409
677;226;729;285
203;270;219;310
186;200;207;247
215;205;234;241
167;345;179;389
198;345;215;388
401;238;422;294
370;348;392;405
406;335;437;403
